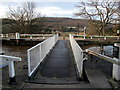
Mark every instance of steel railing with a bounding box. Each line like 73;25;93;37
74;35;120;40
69;34;84;78
27;34;58;77
85;49;120;66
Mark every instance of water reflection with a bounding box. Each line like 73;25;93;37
2;44;31;60
81;45;113;58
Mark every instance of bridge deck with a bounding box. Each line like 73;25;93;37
28;40;81;84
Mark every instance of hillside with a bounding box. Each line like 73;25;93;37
1;17;89;33
1;17;114;35
44;17;89;31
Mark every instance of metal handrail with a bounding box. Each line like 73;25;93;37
27;34;58;78
85;49;120;66
0;55;21;84
0;55;21;61
69;34;84;78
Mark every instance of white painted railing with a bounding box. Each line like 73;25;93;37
0;55;21;84
27;34;58;77
0;33;53;39
0;33;53;36
69;34;84;78
74;35;120;40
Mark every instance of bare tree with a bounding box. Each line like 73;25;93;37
8;2;40;33
75;0;118;36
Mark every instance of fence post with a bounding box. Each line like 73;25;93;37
112;43;120;81
43;36;45;40
84;35;86;40
90;35;92;39
84;27;86;40
15;32;20;39
6;34;8;38
104;36;106;40
1;34;3;38
30;34;32;39
117;36;119;40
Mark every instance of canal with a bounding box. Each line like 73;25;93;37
2;44;31;60
80;44;114;78
81;44;114;58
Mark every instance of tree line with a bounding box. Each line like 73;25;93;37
2;1;120;35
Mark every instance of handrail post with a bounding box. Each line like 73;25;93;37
8;61;17;85
112;43;120;81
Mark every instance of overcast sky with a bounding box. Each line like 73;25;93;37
0;2;79;18
0;0;119;18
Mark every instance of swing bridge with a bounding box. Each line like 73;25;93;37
0;34;120;86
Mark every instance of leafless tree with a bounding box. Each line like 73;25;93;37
8;2;40;33
75;0;119;36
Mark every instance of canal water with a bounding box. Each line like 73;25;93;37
81;44;114;77
1;44;114;61
1;44;31;68
2;44;31;59
81;44;114;58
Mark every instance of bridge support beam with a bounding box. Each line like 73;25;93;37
113;43;120;81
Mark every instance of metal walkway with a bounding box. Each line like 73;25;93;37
25;39;111;88
27;40;83;84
